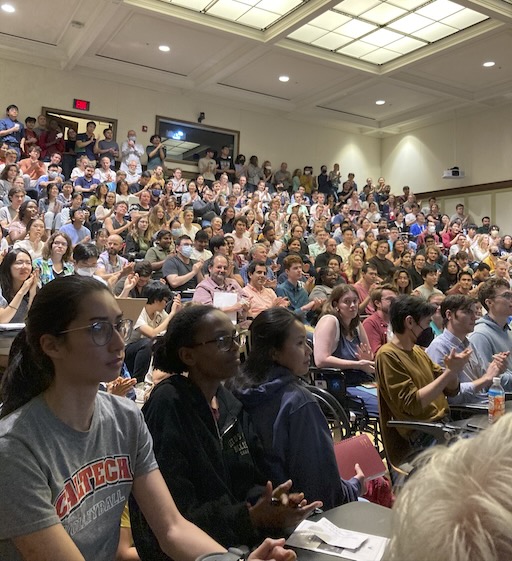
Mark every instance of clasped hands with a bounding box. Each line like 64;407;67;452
248;480;322;531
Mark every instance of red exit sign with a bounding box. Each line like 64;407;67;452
73;98;90;111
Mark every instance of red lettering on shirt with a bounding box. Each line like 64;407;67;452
54;456;133;520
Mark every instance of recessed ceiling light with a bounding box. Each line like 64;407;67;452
1;4;15;13
159;45;170;52
375;100;386;105
279;75;290;82
483;61;495;68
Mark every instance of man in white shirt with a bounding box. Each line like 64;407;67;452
120;130;144;174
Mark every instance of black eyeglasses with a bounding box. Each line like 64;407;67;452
59;319;133;346
191;332;243;352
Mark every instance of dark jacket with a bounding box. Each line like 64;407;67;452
130;375;267;559
234;367;360;511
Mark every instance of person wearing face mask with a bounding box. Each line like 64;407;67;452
72;242;107;284
375;294;472;460
163;234;204;294
120;130;144;174
299;166;316;195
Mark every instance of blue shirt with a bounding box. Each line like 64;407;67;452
59;223;91;246
74;176;100;199
0;117;24;145
76;133;96;160
276;279;309;313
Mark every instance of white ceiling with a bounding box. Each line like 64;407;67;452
1;0;512;137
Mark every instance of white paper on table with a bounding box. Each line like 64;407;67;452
213;292;237;324
311;518;367;549
286;518;389;561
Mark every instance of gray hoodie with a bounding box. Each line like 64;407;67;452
468;315;512;390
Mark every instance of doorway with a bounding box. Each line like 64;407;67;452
41;107;118;137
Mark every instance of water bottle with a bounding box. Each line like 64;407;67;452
488;377;505;424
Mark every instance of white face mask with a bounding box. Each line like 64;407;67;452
129;136;137;141
76;267;95;277
180;245;193;258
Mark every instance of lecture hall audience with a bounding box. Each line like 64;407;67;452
2;99;512;560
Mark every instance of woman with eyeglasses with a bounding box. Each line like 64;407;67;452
0;277;295;561
130;305;319;559
33;232;74;287
232;307;365;511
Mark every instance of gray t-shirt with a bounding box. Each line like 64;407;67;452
162;255;198;291
0;392;157;560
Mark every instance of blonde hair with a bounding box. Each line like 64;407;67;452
384;415;512;561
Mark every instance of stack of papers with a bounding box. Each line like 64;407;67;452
286;518;389;561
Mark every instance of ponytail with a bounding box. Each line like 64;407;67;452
0;329;54;418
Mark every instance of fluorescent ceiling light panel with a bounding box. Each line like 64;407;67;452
288;24;326;42
208;0;249;20
362;28;404;47
238;7;279;28
335;19;377;39
387;35;425;54
334;0;380;17
309;11;351;31
362;3;407;25
337;41;377;57
361;48;401;64
257;0;302;13
312;32;352;50
413;21;457;41
386;0;426;9
390;13;433;34
416;0;463;20
441;9;488;29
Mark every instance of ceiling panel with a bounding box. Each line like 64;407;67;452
321;82;443;120
167;0;307;30
97;13;232;75
288;1;489;66
0;0;80;45
220;51;363;99
404;30;512;91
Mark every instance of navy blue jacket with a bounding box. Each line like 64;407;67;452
235;366;360;511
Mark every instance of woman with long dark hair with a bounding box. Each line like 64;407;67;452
38;182;64;236
314;284;378;415
233;308;364;510
8;199;39;244
438;259;460;293
130;304;318;558
0;247;38;323
0;277;293;561
391;267;412;295
13;217;45;259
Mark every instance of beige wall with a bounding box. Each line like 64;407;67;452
381;105;512;194
5;56;511;225
0;57;380;181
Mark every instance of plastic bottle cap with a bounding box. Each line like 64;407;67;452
493;377;501;384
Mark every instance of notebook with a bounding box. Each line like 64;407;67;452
334;434;387;481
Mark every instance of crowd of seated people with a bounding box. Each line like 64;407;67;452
3;101;512;560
